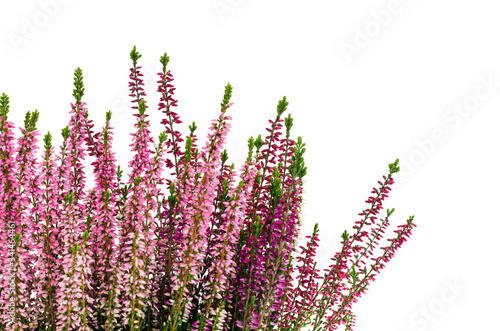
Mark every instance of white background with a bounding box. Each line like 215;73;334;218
1;0;499;330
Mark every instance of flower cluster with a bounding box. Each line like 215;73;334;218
0;46;416;331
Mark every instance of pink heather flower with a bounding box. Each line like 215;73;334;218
78;111;123;330
0;98;20;326
53;90;94;329
286;162;416;331
229;97;295;330
114;47;159;329
157;52;183;185
197;157;257;331
0;104;42;328
323;175;398;330
167;85;233;330
11;111;44;329
154;57;184;322
253;162;305;327
29;131;66;330
154;63;187;325
278;222;322;330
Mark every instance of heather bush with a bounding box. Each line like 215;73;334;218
0;46;416;331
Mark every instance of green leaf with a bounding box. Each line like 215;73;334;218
277;96;289;117
160;52;170;68
130;45;142;64
221;83;233;108
0;93;10;118
72;67;85;103
389;158;400;174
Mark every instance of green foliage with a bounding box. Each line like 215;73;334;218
184;136;194;164
247;136;255;161
277;96;289;117
82;229;90;243
160;52;170;69
269;166;283;208
221;149;229;164
24;109;39;132
61;125;70;141
43;132;52;150
254;134;264;153
106;110;112;123
348;265;360;287
86;215;92;233
159;130;168;145
341;230;349;242
290;136;307;179
221;83;233;109
284;113;293;134
135;175;143;186
64;191;75;205
72;67;85;103
389;158;400;174
14;232;21;245
117;165;123;181
130;45;142;65
189;121;197;134
0;93;9;118
167;181;177;209
138;99;146;116
103;128;109;148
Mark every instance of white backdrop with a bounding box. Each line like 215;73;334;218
1;1;499;330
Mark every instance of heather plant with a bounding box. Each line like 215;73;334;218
0;46;416;331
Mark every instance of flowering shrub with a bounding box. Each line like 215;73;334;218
0;46;416;331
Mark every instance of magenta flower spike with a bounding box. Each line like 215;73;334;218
154;54;183;312
251;139;307;328
153;53;193;328
278;222;322;330
116;46;160;329
157;52;183;185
